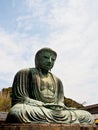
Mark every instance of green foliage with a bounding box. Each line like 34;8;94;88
2;87;12;96
64;97;84;109
0;87;12;112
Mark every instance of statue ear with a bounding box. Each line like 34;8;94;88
35;57;38;68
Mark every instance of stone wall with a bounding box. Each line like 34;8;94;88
0;123;98;130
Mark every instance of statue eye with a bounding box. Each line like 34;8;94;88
43;55;56;62
44;56;49;59
51;58;55;61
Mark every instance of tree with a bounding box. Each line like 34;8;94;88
0;88;11;112
64;97;84;109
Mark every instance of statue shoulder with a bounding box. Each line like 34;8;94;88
50;72;62;83
12;68;37;85
14;68;36;77
15;68;30;74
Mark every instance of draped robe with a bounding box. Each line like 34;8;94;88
6;68;94;124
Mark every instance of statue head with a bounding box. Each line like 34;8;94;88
35;48;57;71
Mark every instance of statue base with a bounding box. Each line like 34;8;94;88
0;123;98;130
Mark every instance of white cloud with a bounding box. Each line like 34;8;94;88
0;0;98;105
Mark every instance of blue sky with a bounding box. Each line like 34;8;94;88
0;0;98;106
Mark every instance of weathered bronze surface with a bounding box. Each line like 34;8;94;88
6;48;94;124
0;123;98;130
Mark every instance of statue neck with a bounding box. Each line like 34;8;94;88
38;68;50;77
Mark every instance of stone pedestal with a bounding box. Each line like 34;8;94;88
0;123;98;130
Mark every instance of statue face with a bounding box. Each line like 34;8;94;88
38;51;56;71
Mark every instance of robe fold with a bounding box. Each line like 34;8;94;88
6;68;94;124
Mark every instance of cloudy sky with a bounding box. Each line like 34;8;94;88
0;0;98;106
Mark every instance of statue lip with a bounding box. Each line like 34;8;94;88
40;64;53;69
46;64;53;69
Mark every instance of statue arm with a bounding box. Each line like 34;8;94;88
12;68;44;106
56;78;65;106
12;69;30;105
56;78;76;110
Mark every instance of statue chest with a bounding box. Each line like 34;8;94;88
39;74;56;103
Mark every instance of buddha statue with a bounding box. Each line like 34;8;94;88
6;48;94;124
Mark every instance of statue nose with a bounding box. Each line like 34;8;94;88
48;57;52;63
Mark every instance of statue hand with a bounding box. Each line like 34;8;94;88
43;102;65;110
55;102;76;110
35;100;44;106
25;97;44;106
43;103;54;106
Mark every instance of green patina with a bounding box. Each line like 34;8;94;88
6;48;94;124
